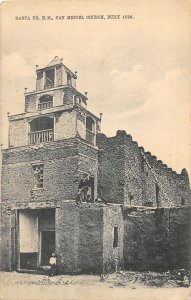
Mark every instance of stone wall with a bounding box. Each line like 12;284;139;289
1;139;98;209
123;206;191;271
97;131;191;208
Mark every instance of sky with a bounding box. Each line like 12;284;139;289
0;0;191;178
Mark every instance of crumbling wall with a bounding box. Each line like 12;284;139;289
142;152;191;207
97;132;126;204
97;131;191;208
97;131;144;205
123;206;191;271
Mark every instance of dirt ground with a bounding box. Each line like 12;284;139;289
0;271;190;300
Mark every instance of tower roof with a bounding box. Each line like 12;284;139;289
46;56;62;67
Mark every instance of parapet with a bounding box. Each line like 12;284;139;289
97;130;189;185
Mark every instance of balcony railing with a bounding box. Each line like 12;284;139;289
86;129;95;145
29;129;54;144
38;101;53;110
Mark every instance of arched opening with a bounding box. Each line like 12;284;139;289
44;69;55;89
38;95;53;110
86;116;95;145
29;117;54;144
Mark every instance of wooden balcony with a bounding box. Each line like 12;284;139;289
86;129;95;145
38;101;53;110
29;129;54;144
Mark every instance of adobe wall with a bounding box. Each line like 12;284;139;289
97;131;145;205
25;94;37;113
123;206;191;271
25;88;72;113
1;139;98;209
9;118;29;148
0;209;16;271
103;205;124;273
53;89;64;107
63;87;74;106
142;151;191;207
76;106;86;140
54;109;76;140
97;132;126;204
56;202;124;275
97;131;191;207
56;202;104;274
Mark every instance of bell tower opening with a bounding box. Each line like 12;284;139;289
29;116;54;144
45;69;55;89
38;95;53;110
86;116;95;145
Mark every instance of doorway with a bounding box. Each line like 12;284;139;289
41;231;55;266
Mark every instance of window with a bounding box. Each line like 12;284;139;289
38;95;53;110
88;176;94;200
45;69;55;89
29;117;54;144
113;226;119;248
32;164;44;189
86;116;95;145
67;72;72;85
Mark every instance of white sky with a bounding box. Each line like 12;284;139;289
0;0;191;178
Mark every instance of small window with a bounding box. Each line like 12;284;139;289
67;73;72;85
113;226;119;248
88;176;94;200
32;164;44;189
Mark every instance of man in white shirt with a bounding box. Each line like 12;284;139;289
49;253;57;276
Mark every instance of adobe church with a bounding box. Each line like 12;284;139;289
1;57;191;274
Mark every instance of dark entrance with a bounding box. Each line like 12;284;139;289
41;231;55;266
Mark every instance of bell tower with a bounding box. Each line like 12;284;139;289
8;56;101;148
